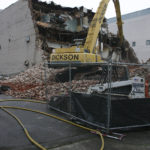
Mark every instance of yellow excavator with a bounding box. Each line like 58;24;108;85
50;0;124;64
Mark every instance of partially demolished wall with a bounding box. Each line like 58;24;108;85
0;0;42;74
30;0;94;61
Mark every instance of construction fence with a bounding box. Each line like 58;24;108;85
46;62;150;132
0;61;150;132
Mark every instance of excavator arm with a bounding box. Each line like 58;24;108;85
84;0;110;53
50;0;124;64
113;0;124;45
84;0;124;53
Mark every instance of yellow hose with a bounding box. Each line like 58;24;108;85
0;99;46;104
0;99;104;150
0;107;47;150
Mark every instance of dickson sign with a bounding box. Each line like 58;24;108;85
52;54;79;61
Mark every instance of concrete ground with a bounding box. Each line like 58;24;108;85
0;95;150;150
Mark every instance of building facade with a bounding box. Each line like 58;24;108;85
0;0;42;74
0;0;94;75
108;8;150;62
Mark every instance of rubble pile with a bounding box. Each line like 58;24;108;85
0;64;99;100
129;66;150;79
0;63;149;100
129;59;150;79
31;0;92;51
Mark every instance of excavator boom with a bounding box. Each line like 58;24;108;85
50;0;124;65
113;0;124;45
84;0;110;53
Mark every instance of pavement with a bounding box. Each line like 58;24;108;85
0;95;150;150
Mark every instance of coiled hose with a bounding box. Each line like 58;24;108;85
0;99;104;150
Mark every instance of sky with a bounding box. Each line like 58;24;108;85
0;0;150;18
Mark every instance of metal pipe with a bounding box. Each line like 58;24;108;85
44;63;48;101
109;124;150;130
46;62;150;67
69;63;72;114
48;104;106;130
106;60;112;133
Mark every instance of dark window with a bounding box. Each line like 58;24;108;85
146;40;150;46
132;41;136;47
26;36;30;43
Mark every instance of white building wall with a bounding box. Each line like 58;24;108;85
108;12;150;62
0;0;42;75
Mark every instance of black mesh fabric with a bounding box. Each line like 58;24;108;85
49;92;150;129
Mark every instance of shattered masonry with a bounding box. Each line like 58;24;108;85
30;0;94;59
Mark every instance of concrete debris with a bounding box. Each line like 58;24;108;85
36;21;51;28
0;63;149;100
129;66;150;79
123;40;140;63
32;0;93;32
129;58;150;79
0;64;99;100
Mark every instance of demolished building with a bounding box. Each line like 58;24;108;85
0;0;139;75
0;0;95;74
